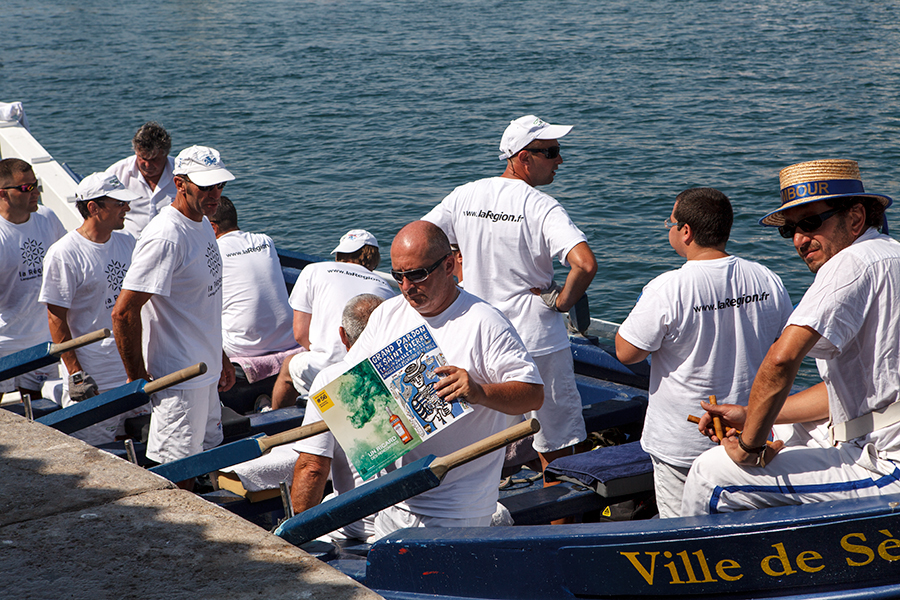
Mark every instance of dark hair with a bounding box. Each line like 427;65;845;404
0;158;33;188
209;195;238;231
825;196;887;231
132;122;172;157
75;200;91;219
673;187;733;247
336;245;381;271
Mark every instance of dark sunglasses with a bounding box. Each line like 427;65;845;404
180;176;226;192
778;207;842;239
2;181;41;193
391;253;451;284
523;146;561;160
97;199;130;208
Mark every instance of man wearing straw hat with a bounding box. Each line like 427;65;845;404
423;115;597;481
112;146;236;477
615;187;793;518
682;159;900;515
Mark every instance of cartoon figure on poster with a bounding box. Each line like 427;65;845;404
391;351;462;433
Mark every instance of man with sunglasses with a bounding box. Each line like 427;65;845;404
104;121;176;239
343;220;543;538
112;146;236;483
0;158;67;401
40;172;150;444
615;188;793;517
423;115;597;485
683;159;900;516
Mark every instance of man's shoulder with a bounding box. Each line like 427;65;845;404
106;155;137;173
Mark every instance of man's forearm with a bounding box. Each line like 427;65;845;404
46;305;81;375
557;242;597;312
477;381;544;414
112;308;148;381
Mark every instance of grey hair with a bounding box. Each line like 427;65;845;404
132;122;172;156
341;294;386;346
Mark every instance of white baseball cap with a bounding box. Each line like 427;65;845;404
173;145;235;187
498;115;572;160
72;172;140;202
331;229;379;254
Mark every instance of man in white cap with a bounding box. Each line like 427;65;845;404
0;158;67;400
112;146;236;480
40;172;149;444
683;159;900;515
105;122;176;239
423;115;597;486
270;229;395;409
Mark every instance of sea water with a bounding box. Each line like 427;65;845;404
4;0;900;387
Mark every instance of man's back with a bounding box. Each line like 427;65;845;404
618;255;793;466
217;230;296;357
423;176;586;355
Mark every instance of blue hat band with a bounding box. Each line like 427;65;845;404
780;179;864;205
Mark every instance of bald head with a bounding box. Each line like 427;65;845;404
391;221;451;265
390;221;458;317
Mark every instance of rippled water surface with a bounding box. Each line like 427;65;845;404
5;0;900;385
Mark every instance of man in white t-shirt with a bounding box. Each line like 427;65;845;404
0;158;67;399
105;122;176;239
290;292;386;542
39;172;149;444
683;159;900;515
615;188;793;517
270;229;395;409
423;115;597;479
209;196;300;412
112;146;236;481
346;220;543;539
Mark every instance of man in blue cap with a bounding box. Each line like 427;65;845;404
683;159;900;515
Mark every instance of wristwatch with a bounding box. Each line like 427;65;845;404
738;434;768;468
71;371;85;385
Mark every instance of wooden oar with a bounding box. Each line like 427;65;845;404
0;328;110;383
687;414;774;447
149;420;329;483
274;418;541;548
37;363;207;434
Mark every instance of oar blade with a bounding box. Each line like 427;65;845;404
36;380;147;434
275;455;439;547
149;436;265;483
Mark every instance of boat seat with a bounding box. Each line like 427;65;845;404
498;469;606;525
544;441;653;499
1;397;61;419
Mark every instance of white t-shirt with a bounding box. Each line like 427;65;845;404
788;228;900;456
121;205;222;389
216;230;297;357
618;255;793;467
0;206;67;355
288;261;394;365
423;177;587;356
344;290;542;520
105;155;176;239
39;230;135;391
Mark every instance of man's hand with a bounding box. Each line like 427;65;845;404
721;432;785;468
530;281;564;312
696;399;748;443
68;371;99;402
433;365;484;404
219;353;236;392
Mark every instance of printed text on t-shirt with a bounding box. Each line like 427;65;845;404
693;291;771;312
463;209;524;223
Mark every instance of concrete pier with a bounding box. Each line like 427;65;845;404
0;409;382;599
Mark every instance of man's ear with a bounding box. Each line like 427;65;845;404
339;326;351;351
679;222;694;245
847;203;868;236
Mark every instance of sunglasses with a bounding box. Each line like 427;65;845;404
391;253;451;284
664;218;683;229
778;207;842;239
523;146;561;160
2;181;41;193
180;176;226;192
97;199;130;208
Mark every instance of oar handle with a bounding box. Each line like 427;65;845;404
258;421;329;452
143;363;208;395
430;418;540;479
49;328;110;356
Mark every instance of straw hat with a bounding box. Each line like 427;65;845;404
759;159;892;227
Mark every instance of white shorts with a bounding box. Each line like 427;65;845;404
0;363;59;395
146;384;223;464
373;503;493;541
288;350;331;395
526;349;586;453
681;442;900;516
650;455;691;518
